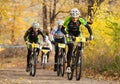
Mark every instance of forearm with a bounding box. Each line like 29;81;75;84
39;30;45;38
24;32;28;41
61;26;67;35
85;24;93;35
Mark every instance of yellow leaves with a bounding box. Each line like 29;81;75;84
0;0;36;44
0;9;7;18
0;4;10;19
16;17;25;25
23;12;36;17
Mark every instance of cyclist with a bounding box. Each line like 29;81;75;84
24;22;45;72
61;8;93;73
40;33;52;62
52;20;66;71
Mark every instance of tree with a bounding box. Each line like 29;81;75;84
49;0;69;28
74;0;79;3
87;0;105;22
42;0;48;33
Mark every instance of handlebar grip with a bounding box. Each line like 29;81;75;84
86;37;90;41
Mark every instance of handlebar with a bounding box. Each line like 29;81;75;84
26;42;40;48
65;35;91;43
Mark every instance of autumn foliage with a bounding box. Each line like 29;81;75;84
0;0;120;80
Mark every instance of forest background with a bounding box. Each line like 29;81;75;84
0;0;120;80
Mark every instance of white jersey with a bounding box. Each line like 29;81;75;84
40;36;52;51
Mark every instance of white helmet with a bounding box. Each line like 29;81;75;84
57;20;64;25
32;22;40;29
70;8;80;18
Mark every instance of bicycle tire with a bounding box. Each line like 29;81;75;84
57;48;61;76
57;56;60;76
43;55;47;69
43;62;46;69
67;57;74;80
76;50;83;80
30;53;37;77
60;50;65;77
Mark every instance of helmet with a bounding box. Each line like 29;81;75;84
57;20;64;25
70;8;80;18
32;22;40;29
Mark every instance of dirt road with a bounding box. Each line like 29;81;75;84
0;66;119;84
0;54;119;84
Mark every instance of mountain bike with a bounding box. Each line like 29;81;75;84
57;42;66;77
41;46;50;69
66;35;90;80
27;42;40;77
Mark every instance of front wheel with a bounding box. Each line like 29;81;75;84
30;54;37;77
57;55;60;76
42;54;47;69
67;56;75;80
76;50;83;80
60;51;65;77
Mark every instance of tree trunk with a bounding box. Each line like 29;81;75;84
74;0;79;3
49;0;52;28
11;1;16;43
43;0;48;33
87;0;104;23
49;0;68;28
52;0;56;26
88;0;94;22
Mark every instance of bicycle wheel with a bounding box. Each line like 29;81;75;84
60;50;65;77
57;55;60;76
57;48;61;76
30;53;37;77
76;50;83;80
67;56;75;80
43;54;47;69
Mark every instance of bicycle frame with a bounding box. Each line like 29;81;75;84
27;42;40;77
57;43;66;77
29;43;40;63
67;36;86;80
58;43;66;56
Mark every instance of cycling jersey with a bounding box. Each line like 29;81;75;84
40;36;52;51
52;27;65;39
62;16;92;36
55;29;64;38
24;27;44;44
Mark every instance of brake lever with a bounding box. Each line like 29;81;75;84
86;37;90;41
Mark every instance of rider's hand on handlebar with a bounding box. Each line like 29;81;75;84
65;34;69;38
90;35;94;40
25;41;29;44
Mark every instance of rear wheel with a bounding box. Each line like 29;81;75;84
76;50;83;80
